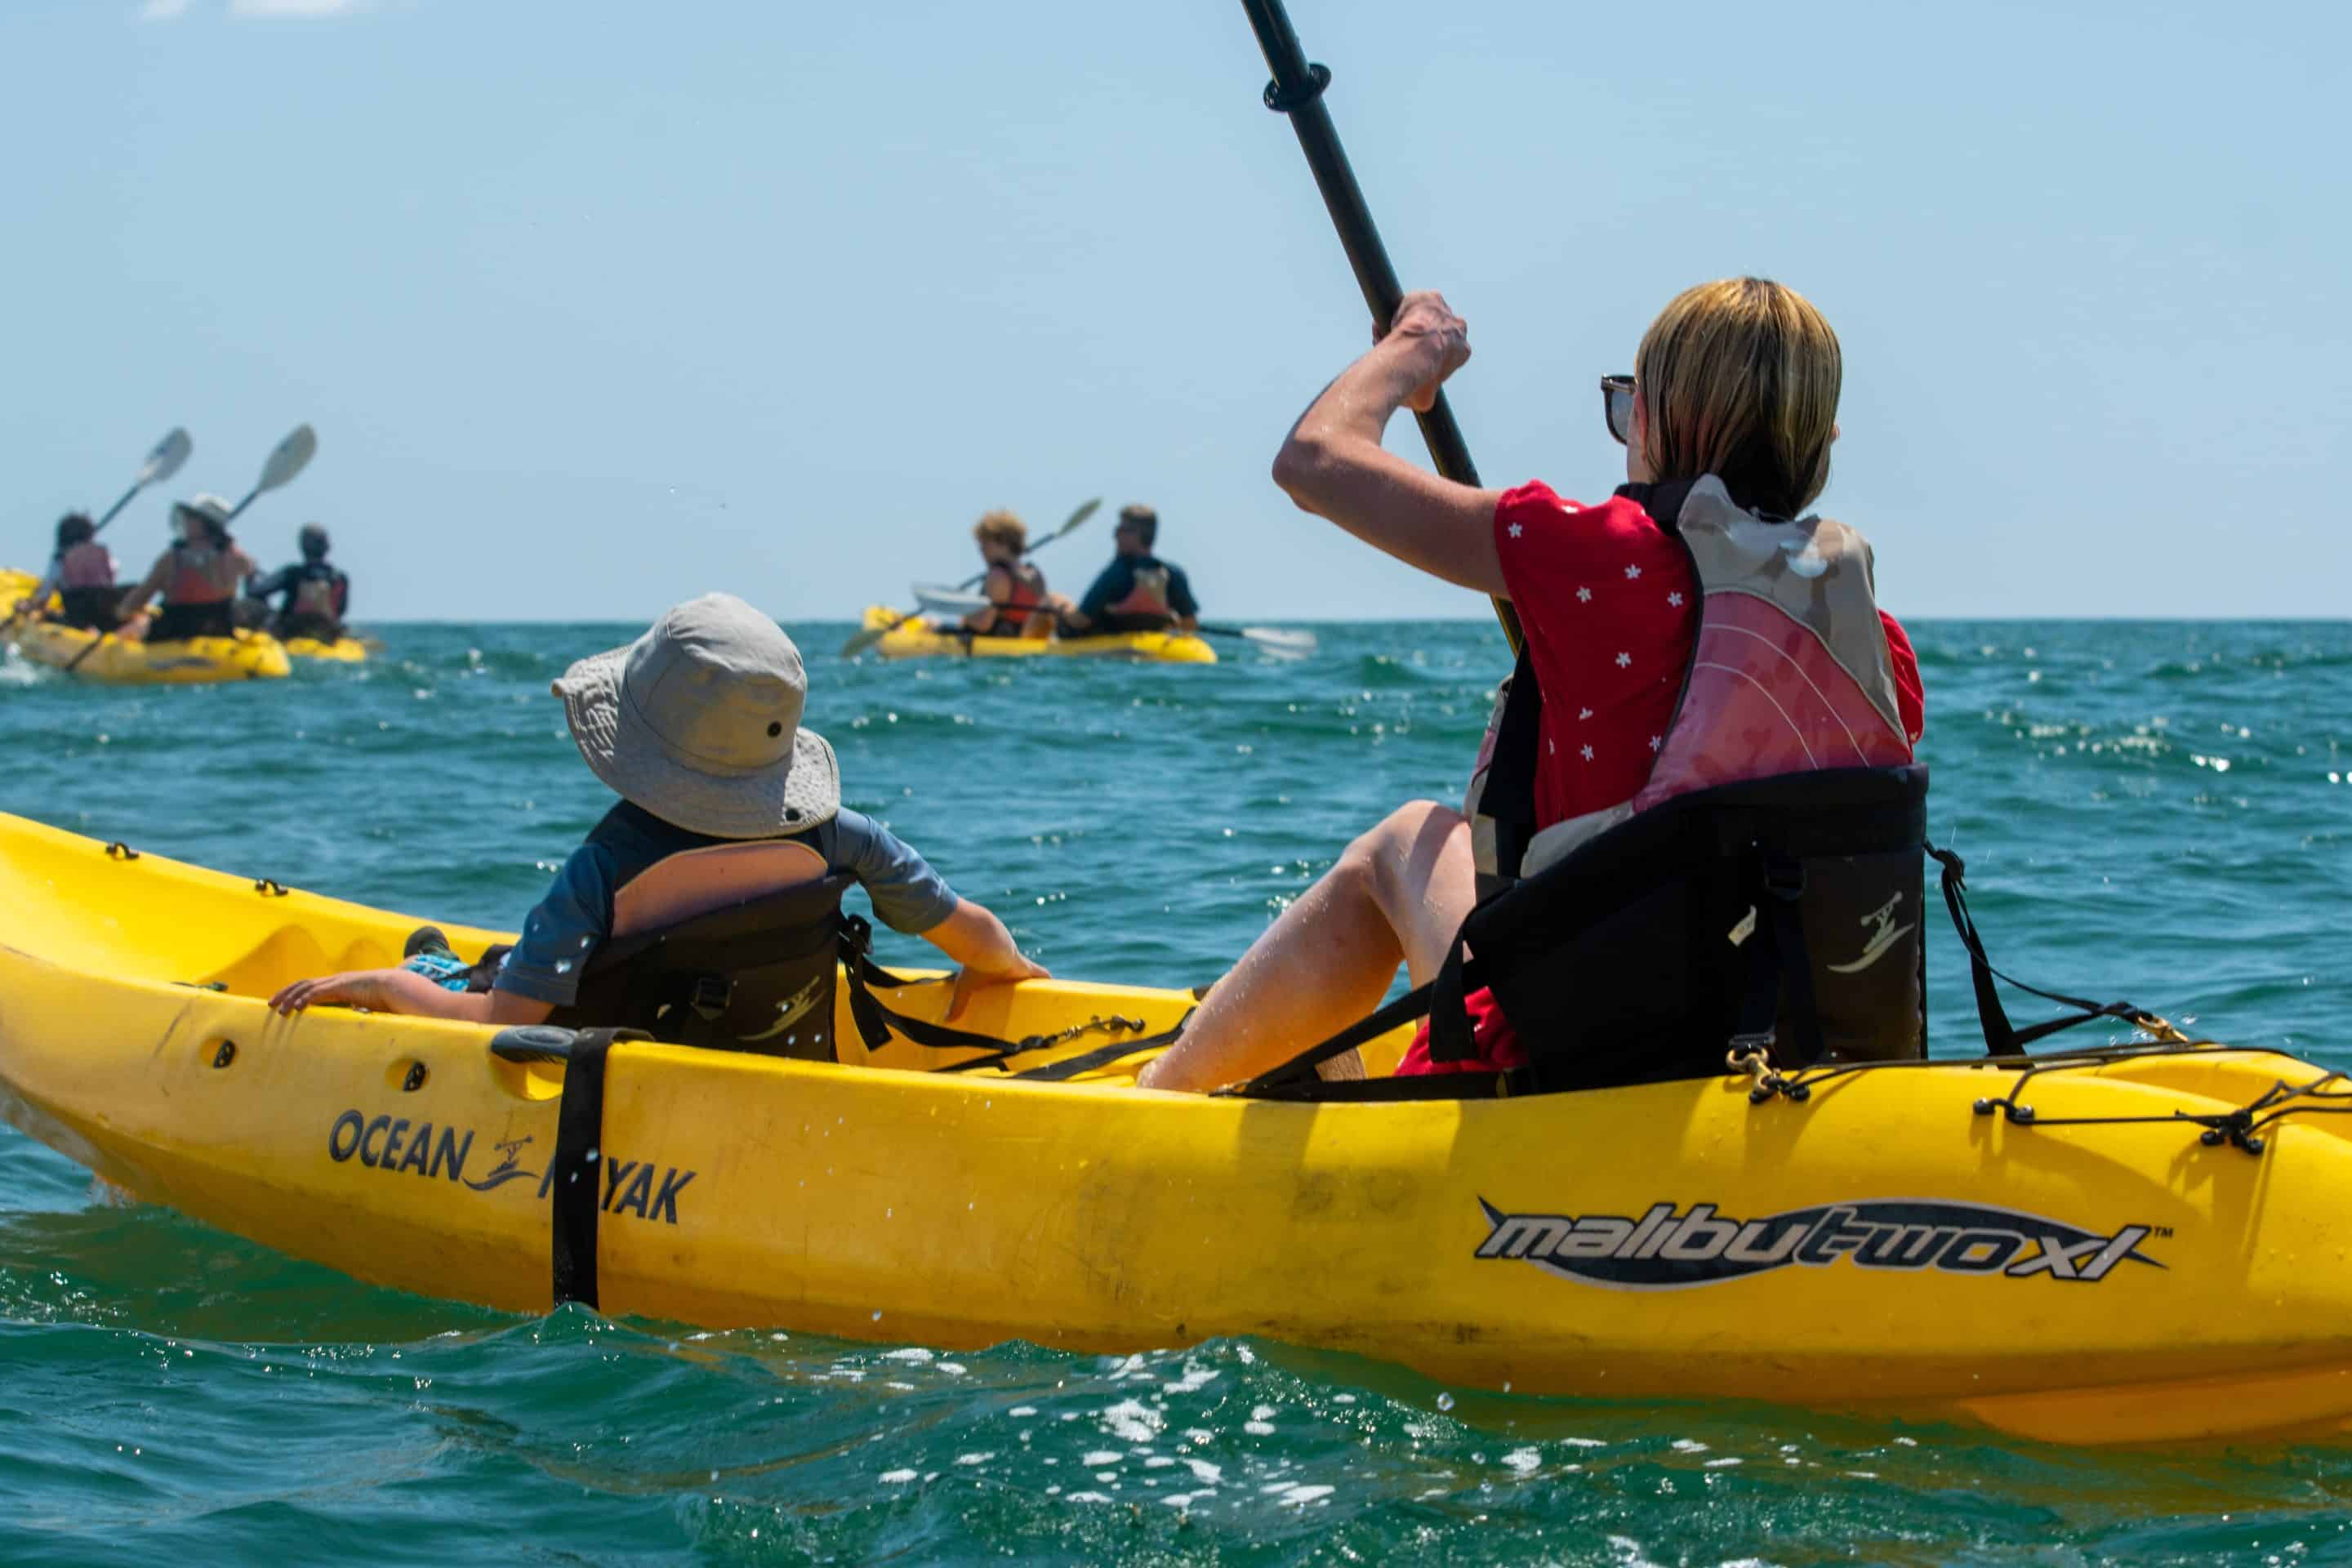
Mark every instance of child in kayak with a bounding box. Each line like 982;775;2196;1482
269;592;1045;1026
25;513;121;632
1141;279;1926;1091
958;510;1070;638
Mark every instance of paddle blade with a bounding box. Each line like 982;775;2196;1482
840;613;911;657
913;584;988;617
254;423;317;495
140;427;193;487
1051;497;1102;539
1245;627;1316;660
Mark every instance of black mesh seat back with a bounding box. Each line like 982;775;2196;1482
1466;766;1928;1089
56;586;122;632
553;873;858;1060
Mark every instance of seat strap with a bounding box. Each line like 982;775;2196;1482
1730;848;1826;1067
1930;845;2158;1053
490;1025;651;1312
1231;957;1482;1097
835;915;1033;1058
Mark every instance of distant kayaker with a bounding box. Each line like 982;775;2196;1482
116;497;258;644
25;514;122;632
1061;504;1199;635
246;523;351;642
269;593;1047;1028
959;510;1071;639
1141;279;1927;1093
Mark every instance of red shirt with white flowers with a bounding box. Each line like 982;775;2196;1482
1395;480;1926;1076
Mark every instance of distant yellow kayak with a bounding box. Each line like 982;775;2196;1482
283;635;368;664
858;605;1216;664
11;807;2352;1446
3;567;288;684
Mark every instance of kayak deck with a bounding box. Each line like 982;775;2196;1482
858;605;1215;663
7;808;2352;1445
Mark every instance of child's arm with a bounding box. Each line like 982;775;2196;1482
920;898;1049;1021
270;967;552;1025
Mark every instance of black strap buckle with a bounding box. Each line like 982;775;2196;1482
687;974;731;1021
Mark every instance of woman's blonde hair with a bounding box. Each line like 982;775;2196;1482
973;509;1027;554
1634;278;1841;518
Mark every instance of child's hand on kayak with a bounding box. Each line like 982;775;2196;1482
270;969;403;1015
946;954;1049;1022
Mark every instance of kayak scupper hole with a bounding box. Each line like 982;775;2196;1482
399;1061;428;1093
211;1040;236;1069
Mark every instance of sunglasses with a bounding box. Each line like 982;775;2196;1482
1601;375;1636;446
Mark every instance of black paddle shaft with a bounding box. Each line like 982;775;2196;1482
1239;0;1524;653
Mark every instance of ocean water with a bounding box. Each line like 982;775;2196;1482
3;617;2350;1565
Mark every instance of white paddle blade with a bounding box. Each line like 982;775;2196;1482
255;423;317;495
1241;626;1318;657
140;427;193;487
913;584;990;617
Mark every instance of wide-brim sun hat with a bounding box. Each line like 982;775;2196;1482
552;592;840;840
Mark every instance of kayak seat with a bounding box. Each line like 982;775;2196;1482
551;840;1025;1066
554;843;852;1060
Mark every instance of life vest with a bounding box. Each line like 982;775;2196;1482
984;562;1049;637
1440;474;1927;1086
542;803;1018;1062
166;544;235;606
290;562;345;621
57;542;115;590
1107;562;1174;621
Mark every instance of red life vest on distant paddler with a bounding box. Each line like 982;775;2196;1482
1106;563;1174;621
982;562;1049;636
166;543;237;605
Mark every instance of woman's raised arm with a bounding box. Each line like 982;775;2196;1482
1271;291;1506;597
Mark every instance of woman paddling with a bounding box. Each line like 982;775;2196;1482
1140;278;1927;1092
117;497;259;644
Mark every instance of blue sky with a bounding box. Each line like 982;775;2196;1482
4;1;2345;621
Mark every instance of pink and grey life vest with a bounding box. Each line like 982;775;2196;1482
1442;475;1928;1085
57;541;115;589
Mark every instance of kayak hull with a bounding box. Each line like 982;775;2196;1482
5;567;290;684
4;809;2352;1446
858;606;1215;664
283;635;368;664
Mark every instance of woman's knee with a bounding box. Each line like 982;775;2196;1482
1343;800;1468;906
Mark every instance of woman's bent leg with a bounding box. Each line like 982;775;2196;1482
1137;801;1475;1092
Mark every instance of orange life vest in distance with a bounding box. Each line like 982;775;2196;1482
291;566;345;620
166;544;237;606
1107;564;1173;621
57;541;116;589
984;562;1049;636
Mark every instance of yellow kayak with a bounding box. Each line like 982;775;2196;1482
858;605;1216;664
4;566;292;684
7;807;2352;1446
283;635;368;664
